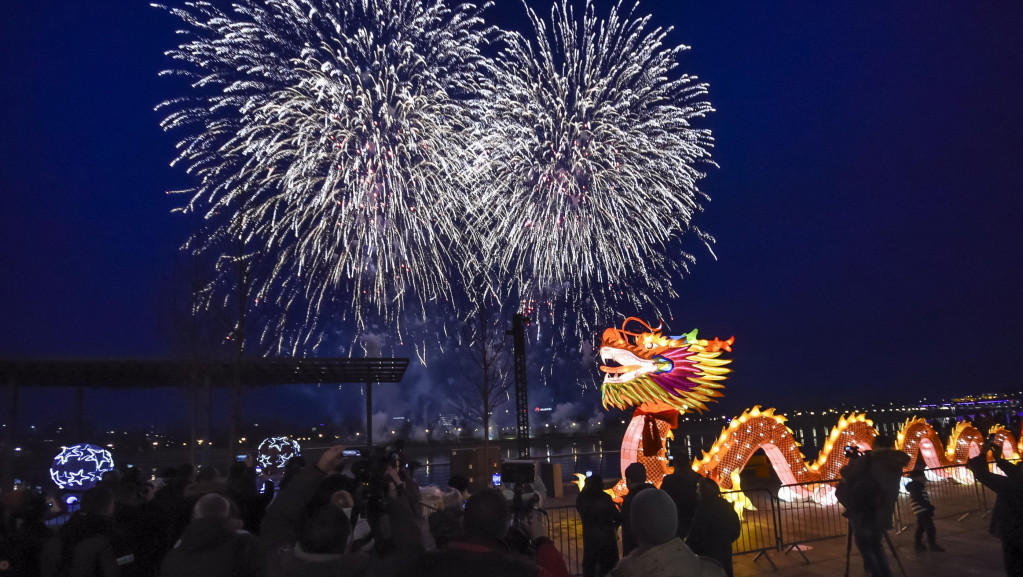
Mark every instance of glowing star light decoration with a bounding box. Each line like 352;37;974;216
598;317;733;496
50;444;115;491
257;436;301;475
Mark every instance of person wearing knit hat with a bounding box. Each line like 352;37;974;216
610;489;725;577
620;462;653;556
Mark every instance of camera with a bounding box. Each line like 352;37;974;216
501;460;536;485
844;445;863;459
342;448;367;457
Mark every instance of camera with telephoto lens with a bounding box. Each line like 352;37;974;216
844;445;863;459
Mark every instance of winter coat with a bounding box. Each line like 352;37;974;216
840;448;910;530
619;483;652;556
575;486;620;547
659;469;702;539
41;512;119;577
906;480;934;515
261;466;422;577
412;538;540;577
610;538;725;577
686;495;740;577
159;517;261;577
968;455;1023;543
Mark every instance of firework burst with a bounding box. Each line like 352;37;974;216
478;0;716;337
155;0;494;346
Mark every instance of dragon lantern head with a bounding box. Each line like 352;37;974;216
599;317;733;413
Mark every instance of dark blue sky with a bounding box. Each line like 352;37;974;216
2;1;1022;430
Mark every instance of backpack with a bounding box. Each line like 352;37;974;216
836;454;884;518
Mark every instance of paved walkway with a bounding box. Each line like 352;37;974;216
732;511;1004;577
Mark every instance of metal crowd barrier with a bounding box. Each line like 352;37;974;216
772;480;848;563
543;505;585;576
894;463;984;531
541;462;1004;575
723;488;779;568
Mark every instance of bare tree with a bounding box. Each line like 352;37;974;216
450;300;512;457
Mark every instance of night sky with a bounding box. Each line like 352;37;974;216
2;1;1022;432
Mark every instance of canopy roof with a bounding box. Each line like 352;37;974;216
0;357;408;388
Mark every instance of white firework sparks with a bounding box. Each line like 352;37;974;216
155;0;494;346
478;0;716;337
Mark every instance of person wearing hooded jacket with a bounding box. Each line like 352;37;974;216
610;488;724;577
159;492;261;577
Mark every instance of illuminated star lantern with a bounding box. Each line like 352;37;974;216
50;443;115;490
257;436;301;476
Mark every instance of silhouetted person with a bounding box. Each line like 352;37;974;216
686;477;740;577
427;488;463;550
620;462;652;556
11;490;58;577
839;433;909;577
413;488;539;577
906;469;944;552
42;486;120;577
227;458;269;535
160;493;261;577
575;475;620;577
968;440;1023;577
659;458;702;539
611;488;724;577
262;446;422;577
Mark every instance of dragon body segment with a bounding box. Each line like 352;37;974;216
692;406;1016;506
692;407;876;493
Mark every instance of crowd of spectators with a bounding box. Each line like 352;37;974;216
0;443;755;577
0;445;574;577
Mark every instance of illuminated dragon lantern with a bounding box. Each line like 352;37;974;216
598;317;734;496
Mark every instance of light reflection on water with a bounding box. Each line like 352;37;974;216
410;440;618;487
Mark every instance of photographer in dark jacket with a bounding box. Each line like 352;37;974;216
838;434;909;577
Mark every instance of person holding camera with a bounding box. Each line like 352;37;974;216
967;437;1023;577
838;434;909;577
261;446;423;577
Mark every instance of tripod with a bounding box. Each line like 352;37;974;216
844;520;907;577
